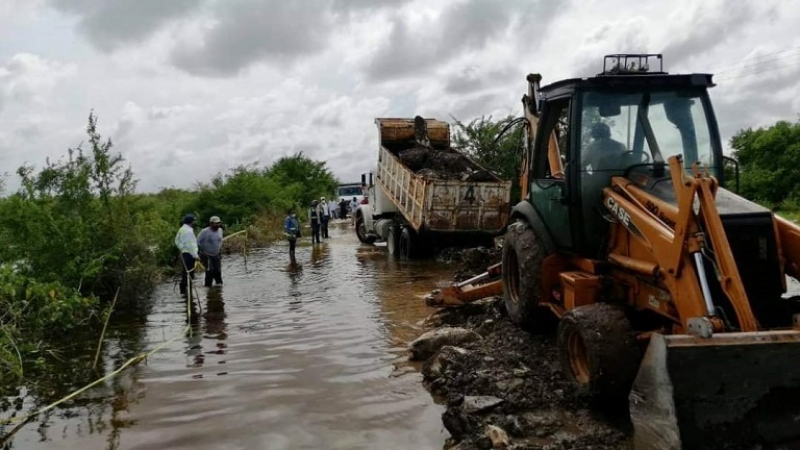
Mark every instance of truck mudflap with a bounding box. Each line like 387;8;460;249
629;330;800;450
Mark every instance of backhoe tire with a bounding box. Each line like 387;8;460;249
557;303;641;405
355;215;375;244
501;219;553;333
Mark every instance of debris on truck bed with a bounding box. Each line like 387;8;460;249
397;146;497;182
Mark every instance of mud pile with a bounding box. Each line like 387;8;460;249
412;298;631;450
398;146;497;182
436;246;502;282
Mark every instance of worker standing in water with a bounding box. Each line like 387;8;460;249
308;200;321;244
174;214;200;296
320;196;330;239
284;208;300;261
197;215;224;287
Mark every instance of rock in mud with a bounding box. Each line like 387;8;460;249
408;327;482;361
461;396;504;414
484;424;509;448
443;407;473;440
422;345;469;380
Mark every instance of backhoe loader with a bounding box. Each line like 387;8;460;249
501;54;800;449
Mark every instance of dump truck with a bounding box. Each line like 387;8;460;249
354;116;511;259
487;54;800;449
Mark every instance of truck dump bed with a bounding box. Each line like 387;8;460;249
375;118;511;233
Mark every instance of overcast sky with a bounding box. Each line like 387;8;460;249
0;0;798;193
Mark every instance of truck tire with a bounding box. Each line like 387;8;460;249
557;303;641;404
399;227;415;260
387;226;399;258
501;219;553;333
355;214;376;244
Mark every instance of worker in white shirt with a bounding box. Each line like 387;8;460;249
319;196;331;238
174;214;200;296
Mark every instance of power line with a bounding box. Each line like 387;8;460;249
715;60;800;82
708;45;800;72
713;52;800;75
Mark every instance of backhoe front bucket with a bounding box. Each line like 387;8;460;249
629;330;800;450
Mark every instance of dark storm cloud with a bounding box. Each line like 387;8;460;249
661;1;773;69
170;0;330;77
170;0;412;77
713;68;800;145
365;0;568;82
47;0;201;51
47;0;411;76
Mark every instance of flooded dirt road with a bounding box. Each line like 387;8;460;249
4;221;453;449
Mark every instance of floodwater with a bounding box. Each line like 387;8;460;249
2;220;454;449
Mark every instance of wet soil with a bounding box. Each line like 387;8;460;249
398;146;497;182
436;246;502;282
423;245;628;449
416;296;631;450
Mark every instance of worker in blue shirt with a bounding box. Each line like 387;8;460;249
285;209;300;260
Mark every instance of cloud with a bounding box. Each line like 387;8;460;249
168;0;412;77
364;0;564;82
0;53;77;107
660;1;775;69
0;0;798;195
47;0;201;52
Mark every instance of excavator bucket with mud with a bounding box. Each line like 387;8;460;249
629;330;800;450
425;263;503;306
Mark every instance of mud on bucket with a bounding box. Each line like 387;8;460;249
629;331;800;450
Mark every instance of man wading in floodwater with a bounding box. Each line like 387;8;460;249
284;208;300;261
308;200;321;244
175;214;200;296
197;215;224;287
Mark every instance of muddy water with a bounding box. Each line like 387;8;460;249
4;221;454;449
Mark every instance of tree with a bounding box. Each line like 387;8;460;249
451;114;526;203
265;152;338;208
730;118;800;205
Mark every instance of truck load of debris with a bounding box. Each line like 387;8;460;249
396;146;497;182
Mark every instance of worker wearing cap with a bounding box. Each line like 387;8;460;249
197;215;224;287
308;200;321;244
175;213;200;296
319;196;330;239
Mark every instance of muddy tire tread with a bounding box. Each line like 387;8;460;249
501;219;553;333
557;303;641;403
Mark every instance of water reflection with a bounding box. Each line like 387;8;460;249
1;222;451;449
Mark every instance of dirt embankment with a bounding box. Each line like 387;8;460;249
413;247;630;450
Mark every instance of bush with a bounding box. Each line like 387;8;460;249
0;112;163;305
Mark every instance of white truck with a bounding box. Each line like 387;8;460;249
355;116;512;259
336;182;365;205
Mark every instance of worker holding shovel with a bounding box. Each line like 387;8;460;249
174;213;200;296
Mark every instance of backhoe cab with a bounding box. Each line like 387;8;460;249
503;54;800;449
